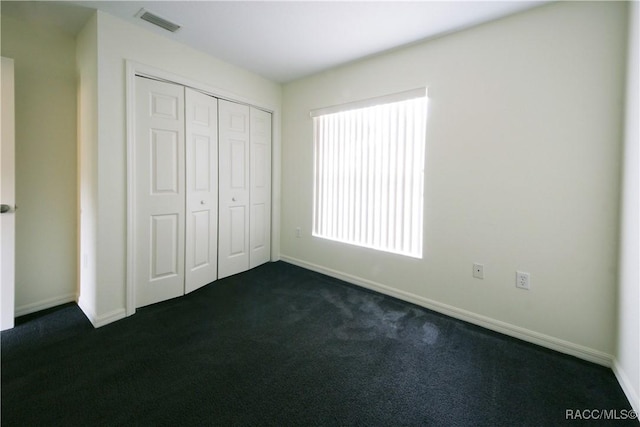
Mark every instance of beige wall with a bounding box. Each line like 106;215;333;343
77;11;282;325
281;2;628;363
616;1;640;412
1;15;77;314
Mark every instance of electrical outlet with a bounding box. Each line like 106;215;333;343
516;271;530;290
295;227;301;238
473;263;484;279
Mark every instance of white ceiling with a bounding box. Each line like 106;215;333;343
1;1;548;83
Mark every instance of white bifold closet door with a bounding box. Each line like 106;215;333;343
249;107;272;269
185;88;219;293
135;77;218;308
218;100;271;278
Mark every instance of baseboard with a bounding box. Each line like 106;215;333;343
77;295;97;326
15;292;77;317
77;296;126;328
92;308;126;328
613;358;640;413
280;255;613;367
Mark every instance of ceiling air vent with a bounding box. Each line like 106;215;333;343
135;9;181;33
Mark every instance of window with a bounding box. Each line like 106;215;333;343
311;88;428;258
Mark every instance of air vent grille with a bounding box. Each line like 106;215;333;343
136;9;181;33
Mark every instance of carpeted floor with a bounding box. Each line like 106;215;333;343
1;261;636;426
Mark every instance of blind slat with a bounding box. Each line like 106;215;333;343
313;94;427;258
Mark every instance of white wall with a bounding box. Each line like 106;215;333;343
77;11;282;325
1;15;78;315
76;13;99;322
615;1;640;412
281;2;627;363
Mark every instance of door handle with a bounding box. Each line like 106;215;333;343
232;197;236;202
1;204;15;214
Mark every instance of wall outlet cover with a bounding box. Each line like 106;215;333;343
473;263;484;279
516;271;530;290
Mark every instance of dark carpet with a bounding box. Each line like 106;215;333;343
1;261;636;426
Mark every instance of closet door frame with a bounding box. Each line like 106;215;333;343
125;61;277;317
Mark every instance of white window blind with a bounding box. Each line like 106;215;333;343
312;89;428;258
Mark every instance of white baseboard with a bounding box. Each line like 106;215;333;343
77;296;126;328
91;308;126;328
77;295;96;325
15;292;77;317
613;358;640;413
280;255;613;367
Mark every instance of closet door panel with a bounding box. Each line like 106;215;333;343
218;100;250;279
185;88;218;293
249;107;272;268
135;77;185;308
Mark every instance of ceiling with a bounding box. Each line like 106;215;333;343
1;1;548;83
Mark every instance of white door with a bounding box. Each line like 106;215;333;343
1;57;15;330
135;77;186;307
249;107;272;269
218;100;250;279
184;88;218;293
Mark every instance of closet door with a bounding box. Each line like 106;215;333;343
218;100;250;279
185;88;218;293
249;107;272;269
135;77;185;307
1;57;15;330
